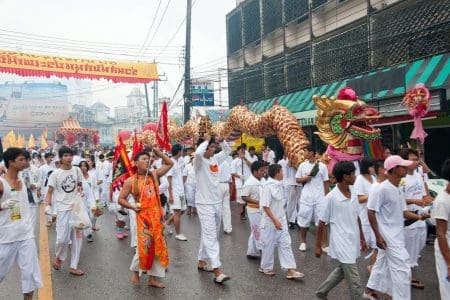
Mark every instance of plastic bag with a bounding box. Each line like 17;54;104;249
69;194;92;230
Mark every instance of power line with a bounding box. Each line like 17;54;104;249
136;0;164;58
143;0;173;57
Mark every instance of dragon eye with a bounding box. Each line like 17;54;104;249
352;105;364;116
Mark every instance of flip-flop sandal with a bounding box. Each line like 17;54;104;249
197;265;213;272
411;280;424;289
213;274;231;284
258;268;276;276
286;271;305;279
69;269;85;276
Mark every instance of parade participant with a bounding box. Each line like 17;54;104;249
166;144;187;241
279;156;301;229
248;146;259;164
399;148;432;289
99;152;113;208
183;155;196;216
194;134;232;284
0;148;43;300
39;152;55;227
353;156;377;272
296;145;329;252
183;147;194;166
433;159;450;298
79;161;98;243
262;145;276;165
315;161;367;299
45;146;85;276
231;146;252;220
95;153;107;206
118;148;173;288
366;155;428;300
21;151;41;233
259;164;304;279
218;153;233;234
242;160;265;258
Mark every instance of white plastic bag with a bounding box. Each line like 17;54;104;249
69;194;92;230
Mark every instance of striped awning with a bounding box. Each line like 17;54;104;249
58;117;97;134
246;52;449;116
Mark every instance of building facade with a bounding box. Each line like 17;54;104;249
226;0;450;174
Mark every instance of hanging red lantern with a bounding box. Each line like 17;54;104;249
118;130;132;141
92;134;100;145
143;122;158;133
66;134;77;145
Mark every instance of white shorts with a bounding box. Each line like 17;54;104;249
296;203;320;228
169;194;186;211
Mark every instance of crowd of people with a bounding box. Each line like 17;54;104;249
0;138;449;300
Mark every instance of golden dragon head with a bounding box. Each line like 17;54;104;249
313;87;381;155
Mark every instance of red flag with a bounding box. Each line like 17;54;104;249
111;137;134;195
156;101;171;151
131;130;143;161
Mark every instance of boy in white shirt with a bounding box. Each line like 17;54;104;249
315;161;367;299
366;155;427;300
231;146;252;220
0;148;43;300
259;164;304;279
39;152;55;227
296;145;329;252
241;160;265;258
279;156;301;229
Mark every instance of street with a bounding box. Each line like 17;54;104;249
1;202;440;300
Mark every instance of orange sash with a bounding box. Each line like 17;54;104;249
132;173;169;270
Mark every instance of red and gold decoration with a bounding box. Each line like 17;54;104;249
56;117;99;146
402;83;430;144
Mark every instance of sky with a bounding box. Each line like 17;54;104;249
0;0;235;113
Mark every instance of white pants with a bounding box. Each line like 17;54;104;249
220;183;232;233
285;186;301;223
47;194;57;222
260;225;296;271
55;210;83;269
236;187;245;204
435;241;450;299
197;203;222;269
100;183;110;206
185;185;196;208
404;226;426;268
130;251;166;277
129;208;137;248
0;238;43;293
367;246;411;300
247;210;262;256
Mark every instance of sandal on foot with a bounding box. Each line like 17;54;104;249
258;268;276;276
213;273;231;284
69;269;85;276
286;271;304;279
411;280;424;289
197;265;213;272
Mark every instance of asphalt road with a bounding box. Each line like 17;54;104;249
1;202;440;300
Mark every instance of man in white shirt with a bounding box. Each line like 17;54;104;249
194;134;231;284
45;146;85;276
296;146;329;252
432;159;450;299
279;155;301;229
0;148;43;300
166;144;188;241
231;146;252;220
39;152;55;227
315;161;366;299
366;155;428;300
21;151;41;233
262;145;276;165
242;160;265;258
219;155;233;234
183;155;196;215
247;146;259;164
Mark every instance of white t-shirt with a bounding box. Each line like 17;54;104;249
403;172;427;229
231;157;251;189
39;163;54;190
247;153;258;164
219;158;232;183
320;186;360;264
354;175;374;227
48;167;83;212
296;160;329;205
194;140;231;205
81;173;97;210
432;189;450;245
182;163;196;188
167;157;185;197
260;178;287;229
280;159;298;186
0;178;34;244
242;175;262;213
367;180;407;248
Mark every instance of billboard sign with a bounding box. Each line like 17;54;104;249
191;81;214;106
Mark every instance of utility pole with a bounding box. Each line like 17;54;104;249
218;68;222;106
144;83;151;118
183;0;192;123
153;79;158;121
